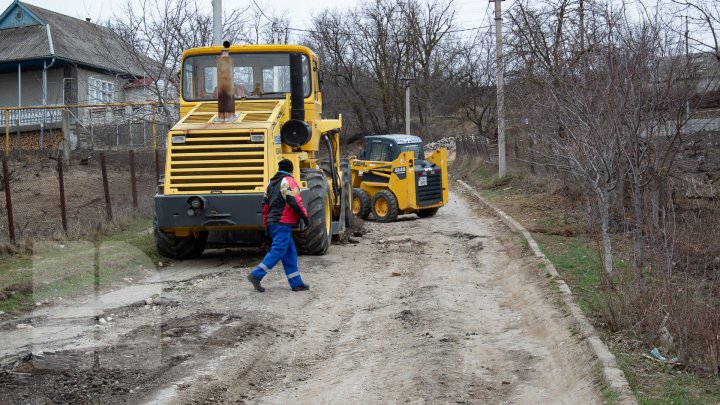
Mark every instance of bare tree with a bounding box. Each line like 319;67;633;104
453;31;496;153
105;0;251;124
306;0;461;138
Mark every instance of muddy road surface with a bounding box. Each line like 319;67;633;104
0;189;601;404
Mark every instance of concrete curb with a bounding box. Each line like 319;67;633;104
457;179;637;404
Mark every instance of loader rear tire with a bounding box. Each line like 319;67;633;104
371;190;399;222
153;216;207;260
417;208;439;218
352;188;371;220
341;160;353;228
294;169;331;255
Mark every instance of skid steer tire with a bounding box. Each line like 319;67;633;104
352;188;371;219
371;190;399;222
417;208;439;218
153;216;207;260
341;160;353;228
294;169;331;255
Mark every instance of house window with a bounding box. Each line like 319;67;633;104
88;78;115;104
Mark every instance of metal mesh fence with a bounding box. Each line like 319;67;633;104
0;151;164;247
0;103;175;153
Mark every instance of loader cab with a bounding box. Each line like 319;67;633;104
178;44;323;119
361;134;425;162
181;52;313;101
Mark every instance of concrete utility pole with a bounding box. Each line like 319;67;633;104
405;85;411;135
402;78;414;134
212;0;222;46
492;0;506;178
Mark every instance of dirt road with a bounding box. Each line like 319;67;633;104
1;189;601;404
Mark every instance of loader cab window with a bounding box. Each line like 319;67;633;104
398;144;425;160
182;53;311;101
366;141;393;161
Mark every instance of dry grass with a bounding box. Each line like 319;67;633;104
453;156;720;403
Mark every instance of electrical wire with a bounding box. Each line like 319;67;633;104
286;25;494;37
248;0;493;39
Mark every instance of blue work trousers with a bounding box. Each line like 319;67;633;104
250;225;305;288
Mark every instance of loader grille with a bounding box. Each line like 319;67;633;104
416;171;443;206
165;100;287;194
167;131;267;193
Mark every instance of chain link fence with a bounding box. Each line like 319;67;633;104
0;150;164;248
0;103;176;153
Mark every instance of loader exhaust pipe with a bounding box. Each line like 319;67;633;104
289;52;305;121
281;53;312;146
216;41;235;121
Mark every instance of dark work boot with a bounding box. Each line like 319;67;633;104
291;284;310;292
247;274;265;292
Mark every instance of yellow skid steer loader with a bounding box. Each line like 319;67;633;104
350;135;448;222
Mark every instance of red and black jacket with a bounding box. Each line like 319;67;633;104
262;171;308;227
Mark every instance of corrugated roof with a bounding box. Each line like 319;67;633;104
0;2;147;76
0;24;50;61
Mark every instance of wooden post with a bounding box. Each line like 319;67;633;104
129;150;138;210
58;157;68;235
155;148;161;185
2;158;15;244
4;110;8;157
100;153;112;221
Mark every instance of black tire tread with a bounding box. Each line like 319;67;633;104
341;160;353;228
352;188;371;219
294;169;331;255
153;216;207;260
371;189;399;222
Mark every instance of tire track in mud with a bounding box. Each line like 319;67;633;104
0;190;602;404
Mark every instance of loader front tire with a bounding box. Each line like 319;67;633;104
352;188;371;219
294;169;331;255
371;190;399;222
153;216;207;260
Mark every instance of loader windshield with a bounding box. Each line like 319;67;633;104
399;144;425;160
182;52;311;101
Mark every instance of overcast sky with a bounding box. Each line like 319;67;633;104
12;0;710;49
17;0;497;31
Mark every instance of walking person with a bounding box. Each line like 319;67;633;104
247;159;310;292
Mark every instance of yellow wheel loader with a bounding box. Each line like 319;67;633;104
153;42;349;259
350;135;448;222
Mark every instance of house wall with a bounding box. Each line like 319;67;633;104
0;66;64;107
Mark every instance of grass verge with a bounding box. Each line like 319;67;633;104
454;159;720;404
0;218;159;314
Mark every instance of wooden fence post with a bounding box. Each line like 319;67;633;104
2;158;15;244
129;150;138;210
100;153;112;221
58;157;68;235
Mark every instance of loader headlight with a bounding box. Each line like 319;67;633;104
187;208;196;216
189;197;203;209
250;134;265;143
172;135;186;144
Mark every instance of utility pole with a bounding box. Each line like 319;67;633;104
212;0;222;46
401;78;414;134
492;0;506;178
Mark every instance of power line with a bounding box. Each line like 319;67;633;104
286;25;494;38
248;0;491;39
249;0;275;24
